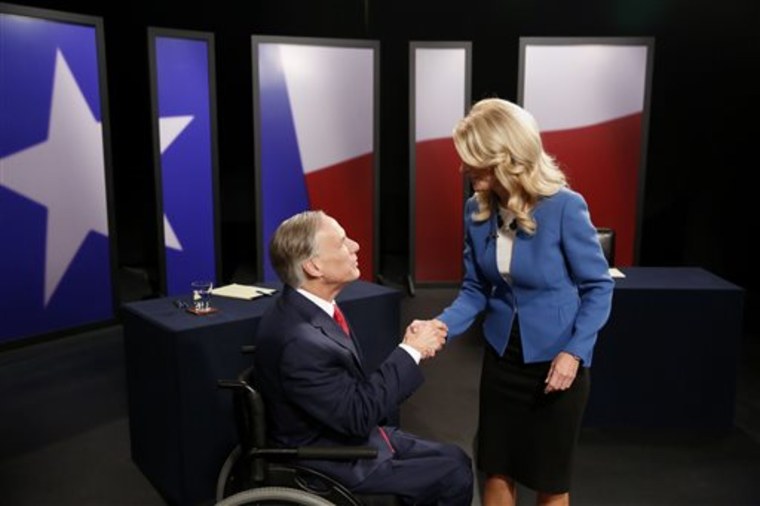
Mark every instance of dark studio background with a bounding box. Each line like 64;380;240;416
3;0;757;334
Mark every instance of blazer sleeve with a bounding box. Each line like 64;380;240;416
279;336;424;438
436;199;491;338
559;192;614;364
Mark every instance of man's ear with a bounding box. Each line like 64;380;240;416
302;257;321;279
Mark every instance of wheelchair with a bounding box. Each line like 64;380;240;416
216;348;400;506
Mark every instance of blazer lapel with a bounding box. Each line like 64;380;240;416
472;212;531;292
476;213;507;286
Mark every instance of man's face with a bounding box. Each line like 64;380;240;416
311;214;361;286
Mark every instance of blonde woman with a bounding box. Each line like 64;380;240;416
436;98;614;506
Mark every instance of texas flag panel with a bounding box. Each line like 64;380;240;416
0;9;115;344
412;45;468;283
522;41;653;266
255;40;376;281
152;34;217;296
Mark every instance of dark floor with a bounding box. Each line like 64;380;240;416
1;282;759;505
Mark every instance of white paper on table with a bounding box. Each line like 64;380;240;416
609;267;626;278
211;283;277;300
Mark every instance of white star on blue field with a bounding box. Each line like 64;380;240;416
1;14;115;342
2;50;109;305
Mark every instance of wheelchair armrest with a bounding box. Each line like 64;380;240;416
251;445;378;460
217;379;241;389
298;445;378;460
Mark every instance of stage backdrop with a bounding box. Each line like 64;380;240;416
519;37;654;266
148;28;220;296
410;42;471;284
252;36;379;281
0;4;117;346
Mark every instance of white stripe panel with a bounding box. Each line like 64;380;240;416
159;115;194;153
523;45;648;132
280;44;374;174
415;48;466;142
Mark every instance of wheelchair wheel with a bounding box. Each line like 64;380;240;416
215;486;336;506
217;445;242;501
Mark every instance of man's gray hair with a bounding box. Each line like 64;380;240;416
269;210;324;287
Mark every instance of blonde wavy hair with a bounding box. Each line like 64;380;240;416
453;98;567;234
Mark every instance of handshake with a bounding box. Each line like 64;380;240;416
403;319;448;360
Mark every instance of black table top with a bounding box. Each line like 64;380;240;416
120;280;401;332
612;266;742;291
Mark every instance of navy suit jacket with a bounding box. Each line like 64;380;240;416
438;188;614;366
253;285;424;488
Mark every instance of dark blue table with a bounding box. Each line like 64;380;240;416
122;281;402;506
584;267;744;429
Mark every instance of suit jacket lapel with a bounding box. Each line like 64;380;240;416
281;287;365;370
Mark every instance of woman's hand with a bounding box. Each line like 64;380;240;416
544;351;580;394
404;319;448;359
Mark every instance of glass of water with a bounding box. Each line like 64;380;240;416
191;280;214;312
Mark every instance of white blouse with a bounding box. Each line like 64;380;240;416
496;206;517;282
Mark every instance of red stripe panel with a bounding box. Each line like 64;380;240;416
414;137;464;282
542;113;642;266
305;154;374;281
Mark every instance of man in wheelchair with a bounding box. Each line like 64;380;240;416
253;210;473;505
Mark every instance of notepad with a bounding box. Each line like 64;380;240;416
211;283;277;300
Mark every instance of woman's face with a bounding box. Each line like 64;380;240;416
461;163;495;192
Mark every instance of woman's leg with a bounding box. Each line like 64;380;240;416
483;474;517;506
536;491;569;506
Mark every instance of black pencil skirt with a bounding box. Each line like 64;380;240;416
476;318;590;493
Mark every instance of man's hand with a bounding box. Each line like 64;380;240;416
402;319;448;359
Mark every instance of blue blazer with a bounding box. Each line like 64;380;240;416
253;286;425;488
438;188;614;366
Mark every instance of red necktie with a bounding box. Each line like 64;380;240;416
333;303;350;336
378;426;395;454
333;304;393;453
